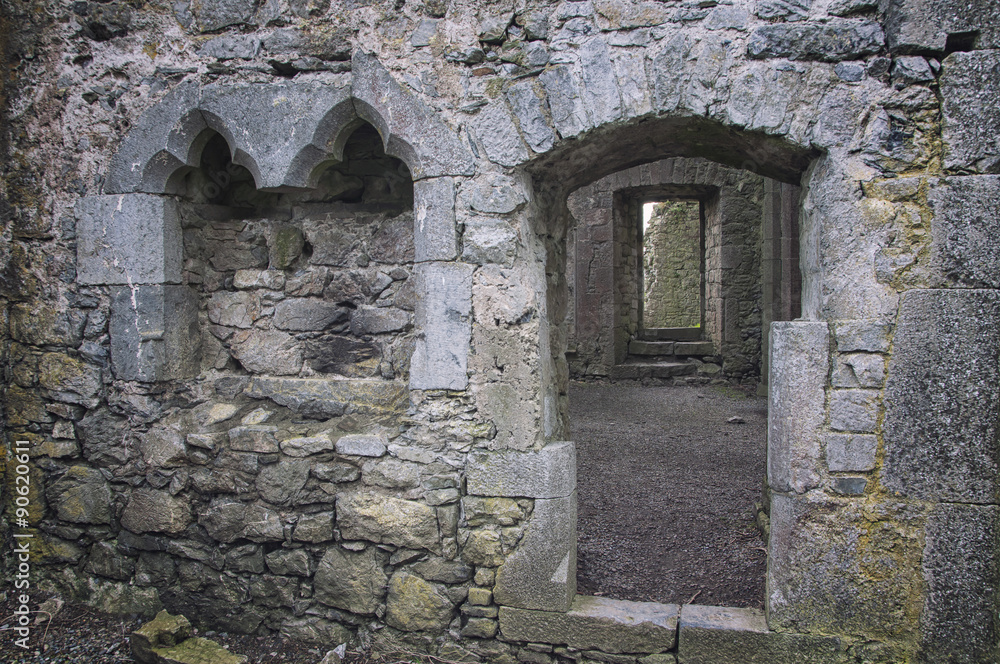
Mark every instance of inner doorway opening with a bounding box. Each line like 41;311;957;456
640;199;703;338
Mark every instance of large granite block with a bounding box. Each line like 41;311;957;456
940;51;1000;173
466;440;576;498
767;322;829;494
678;605;849;664
109;285;200;382
499;595;678;653
929;175;1000;288
882;290;1000;503
493;493;576;612
409;262;473;391
919;503;1000;664
76;195;182;285
413;177;457;262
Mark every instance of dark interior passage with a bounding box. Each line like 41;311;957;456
571;381;767;608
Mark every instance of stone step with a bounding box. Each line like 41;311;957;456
610;361;697;379
643;327;702;341
629;340;716;357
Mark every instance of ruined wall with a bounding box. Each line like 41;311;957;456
642;200;701;330
3;0;1000;662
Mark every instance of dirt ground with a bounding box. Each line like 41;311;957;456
570;380;768;609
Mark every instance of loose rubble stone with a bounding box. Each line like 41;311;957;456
385;571;455;632
121;489;192;535
47;466;112;524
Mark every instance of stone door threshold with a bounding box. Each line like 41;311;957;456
498;595;850;663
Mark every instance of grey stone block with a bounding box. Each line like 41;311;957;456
828;389;879;433
198;33;260;60
350;306;411;335
198;81;355;191
920;503;1000;664
189;0;255;31
462;216;518;266
109;285;200;382
929;175;1000;288
941;51;1000;172
540;65;589;139
104;82;208;194
499;595;679;654
121;489;192;535
244;377;408;418
678;604;849;664
831;353;885;388
825;434;877;472
882;290;1000;503
76;195;182;285
884;0;1000;52
314;546;387;615
273;298;348;331
413;177;457;262
409;262;473;391
767;322;828;494
494;493;576;612
338;491;441;554
467;440;576;498
506;80;556;153
747;20;884;62
335;434;387;457
351;51;475;179
471;102;531;168
831;319;890;353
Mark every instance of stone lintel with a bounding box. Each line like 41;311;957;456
76;194;182;286
499;595;678;654
678;604;849;664
467;440;576;498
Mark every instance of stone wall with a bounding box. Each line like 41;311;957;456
642;200;701;330
3;0;1000;662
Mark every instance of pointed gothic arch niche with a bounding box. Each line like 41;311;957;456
524;115;817;609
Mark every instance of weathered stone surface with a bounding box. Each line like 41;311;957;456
314;547;387;614
677;605;849;664
265;548;311;576
199;33;260;60
411;558;473;584
929;176;1000;288
831;320;890;353
747;20;884;62
506;80;556;153
139;426;187;467
471;102;530;168
413;177;457;262
233;269;285;290
828;389;879;433
229;329;303;375
47;465;112;524
940;51;1000;173
9;303;83;348
279;434;333;457
273;299;347;331
88;541;136;581
77;408;133;467
228;425;279;453
335;433;387;457
540;65;589;139
767;322;828;494
245;377;408;418
130;610;192;664
882;290;1000;503
767;493;925;635
338;492;441;553
462;496;526;527
494;493;576;612
257;458;311;505
467;441;576;499
462;217;518;266
76;195;182;285
350;306;411;335
293;511;334;543
920;503;1000;664
351;51;475;179
385;572;455;632
110;285;200;381
884;0;1000;52
825;434;877;472
363;458;421;488
410;262;473;390
121;489;192;535
499;595;679;654
830;353;885;388
755;0;811;20
38;352;102;407
188;0;255;32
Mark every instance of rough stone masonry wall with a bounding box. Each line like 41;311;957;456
642;200;701;330
4;0;1000;662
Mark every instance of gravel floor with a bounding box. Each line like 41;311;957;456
571;380;768;608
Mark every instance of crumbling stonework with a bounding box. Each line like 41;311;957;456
3;0;1000;662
